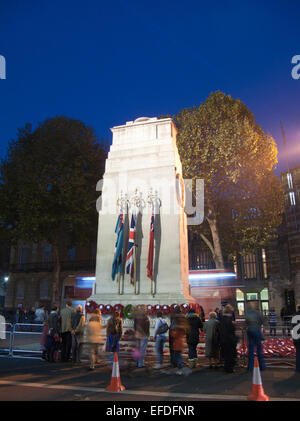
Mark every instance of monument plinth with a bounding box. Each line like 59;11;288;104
90;117;194;307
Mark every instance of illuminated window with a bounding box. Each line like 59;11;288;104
289;192;296;206
262;249;268;279
287;173;293;189
260;288;269;300
247;292;258;300
236;288;244;301
261;301;269;316
237;302;245;316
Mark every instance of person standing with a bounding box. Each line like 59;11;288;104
170;306;190;375
292;305;300;373
153;311;169;369
268;308;277;336
199;305;205;323
71;305;85;363
219;305;238;373
106;310;123;354
245;301;266;372
134;307;150;368
60;301;74;362
204;312;220;369
169;309;177;368
46;305;60;362
86;308;103;370
186;308;203;368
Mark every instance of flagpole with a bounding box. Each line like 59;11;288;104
134;243;137;295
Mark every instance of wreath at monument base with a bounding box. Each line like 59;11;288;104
124;304;135;319
85;301;192;317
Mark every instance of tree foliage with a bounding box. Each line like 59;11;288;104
175;91;284;267
0;116;107;301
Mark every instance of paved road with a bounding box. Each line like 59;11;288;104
0;357;300;401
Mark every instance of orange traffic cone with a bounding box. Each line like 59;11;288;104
248;356;269;401
106;352;125;392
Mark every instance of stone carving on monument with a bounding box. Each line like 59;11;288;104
89;117;195;312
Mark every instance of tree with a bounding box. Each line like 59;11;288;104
175;91;284;268
0;116;107;303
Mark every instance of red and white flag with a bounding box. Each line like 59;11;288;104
147;210;154;280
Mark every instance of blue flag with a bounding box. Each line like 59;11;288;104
111;213;124;281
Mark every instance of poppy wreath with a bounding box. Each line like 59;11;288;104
146;304;154;315
162;304;170;315
180;303;190;314
124;304;135;319
113;303;124;317
85;300;99;314
154;304;162;314
170;303;179;313
98;304;105;313
104;304;113;315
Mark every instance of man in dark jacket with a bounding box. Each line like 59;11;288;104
186;309;203;368
219;306;238;373
292;305;300;373
46;306;60;362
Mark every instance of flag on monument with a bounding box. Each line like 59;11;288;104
126;212;136;284
111;213;124;281
147;211;154;281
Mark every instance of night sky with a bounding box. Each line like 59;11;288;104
0;0;300;174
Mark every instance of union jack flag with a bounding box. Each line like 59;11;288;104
126;212;136;284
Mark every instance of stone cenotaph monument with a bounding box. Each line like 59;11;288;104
90;117;194;308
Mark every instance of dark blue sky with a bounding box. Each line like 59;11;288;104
0;0;300;174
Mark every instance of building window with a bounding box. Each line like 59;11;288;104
67;247;76;261
236;288;244;301
43;246;52;263
16;280;25;299
289;192;296;206
18;247;30;267
287;172;294;189
237;302;245;316
246;292;258;301
40;279;49;299
243;254;257;279
262;249;268;279
261;301;269;316
260;288;269;301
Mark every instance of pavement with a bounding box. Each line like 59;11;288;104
0;356;300;401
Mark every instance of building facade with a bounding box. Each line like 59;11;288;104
266;165;300;318
5;242;96;311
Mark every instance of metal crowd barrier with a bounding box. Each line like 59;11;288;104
0;323;44;359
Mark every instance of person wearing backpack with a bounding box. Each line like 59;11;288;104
153;311;169;369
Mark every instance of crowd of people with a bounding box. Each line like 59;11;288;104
35;301;264;375
2;301;299;375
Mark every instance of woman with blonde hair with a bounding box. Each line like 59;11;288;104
86;308;103;370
